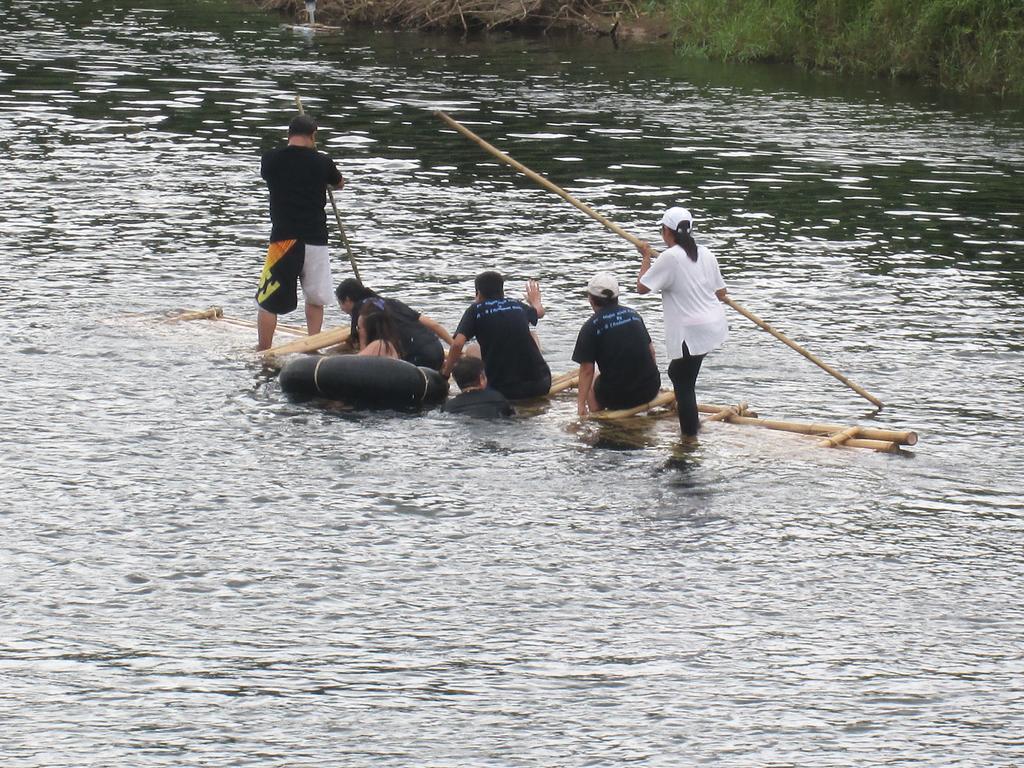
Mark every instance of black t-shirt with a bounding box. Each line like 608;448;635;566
261;145;342;245
572;304;661;404
455;298;551;399
442;388;515;418
349;297;444;369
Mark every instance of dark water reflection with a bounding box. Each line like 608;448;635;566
2;0;1023;765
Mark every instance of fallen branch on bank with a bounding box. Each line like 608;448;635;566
258;0;638;33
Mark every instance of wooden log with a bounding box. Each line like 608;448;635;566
550;367;580;387
818;426;861;448
258;326;351;358
171;307;223;322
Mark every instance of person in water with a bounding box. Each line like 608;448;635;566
442;357;515;418
355;301;403;359
256;114;344;350
636;206;729;437
442;271;551;401
572;272;661;417
335;278;452;369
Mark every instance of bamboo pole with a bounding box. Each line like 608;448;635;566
550;367;580;387
547;372;755;405
171;307;223;321
697;403;755;417
171;309;307;336
843;438;899;453
296;95;361;282
819;426;861;448
589;390;912;448
548;370;580;395
590;390;676;420
721;298;884;410
591;394;757;422
259;326;351;358
215;315;309;336
434;110;884;411
704;402;748;423
436;111;644;248
722;412;915;446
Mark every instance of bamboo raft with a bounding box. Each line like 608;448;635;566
549;369;915;453
587;388;916;453
168;306;311;338
173;309;917;453
257;326;351;359
168;307;350;358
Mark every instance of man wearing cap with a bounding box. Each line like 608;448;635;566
255;113;344;350
442;271;551;401
572;272;661;417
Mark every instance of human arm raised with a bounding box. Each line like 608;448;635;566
524;279;545;319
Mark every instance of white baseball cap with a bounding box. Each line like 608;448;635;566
587;272;619;299
660;206;693;230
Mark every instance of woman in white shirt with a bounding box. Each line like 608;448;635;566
636;206;729;438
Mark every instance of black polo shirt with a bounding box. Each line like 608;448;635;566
572;304;661;408
442;389;515;418
261;145;342;245
455;298;551;400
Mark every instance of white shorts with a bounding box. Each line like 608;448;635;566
299;244;333;306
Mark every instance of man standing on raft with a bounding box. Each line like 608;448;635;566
255;114;344;350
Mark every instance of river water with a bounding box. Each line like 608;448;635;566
2;1;1023;765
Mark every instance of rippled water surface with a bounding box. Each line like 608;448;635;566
2;1;1023;765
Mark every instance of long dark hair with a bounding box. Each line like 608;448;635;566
358;301;403;356
335;278;379;305
671;220;699;262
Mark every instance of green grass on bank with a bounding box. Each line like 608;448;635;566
658;0;1024;96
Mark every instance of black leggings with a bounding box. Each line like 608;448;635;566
668;348;705;436
404;341;445;371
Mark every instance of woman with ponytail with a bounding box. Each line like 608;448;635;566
355;301;403;359
335;278;453;369
636;207;729;438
